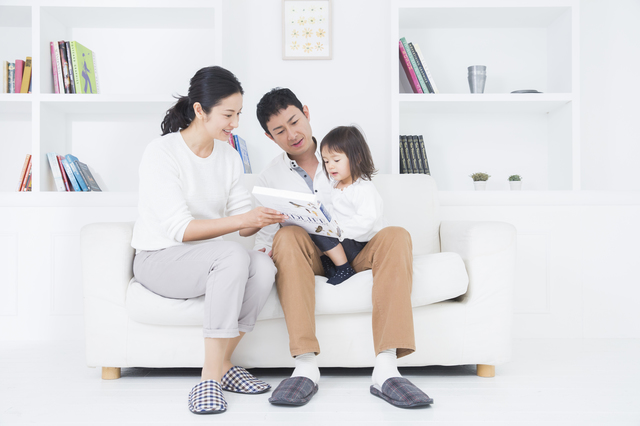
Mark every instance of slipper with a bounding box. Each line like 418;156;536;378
370;377;433;408
268;376;318;406
221;366;271;394
188;380;227;414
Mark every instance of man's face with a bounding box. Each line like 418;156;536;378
264;104;314;158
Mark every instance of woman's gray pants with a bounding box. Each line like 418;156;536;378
133;240;275;338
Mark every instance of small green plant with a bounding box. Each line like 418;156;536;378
470;172;490;182
508;174;522;181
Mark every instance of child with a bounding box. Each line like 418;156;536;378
311;125;386;285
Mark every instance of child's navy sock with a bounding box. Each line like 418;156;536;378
320;255;336;278
327;262;356;285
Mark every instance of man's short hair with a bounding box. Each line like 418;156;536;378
256;88;304;135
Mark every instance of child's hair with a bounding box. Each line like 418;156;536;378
320;125;377;181
256;88;304;135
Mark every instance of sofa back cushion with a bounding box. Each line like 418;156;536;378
237;173;441;255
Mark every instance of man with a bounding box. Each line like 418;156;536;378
254;88;432;408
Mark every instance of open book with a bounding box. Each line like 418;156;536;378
252;186;342;239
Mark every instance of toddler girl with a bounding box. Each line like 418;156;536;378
311;125;385;285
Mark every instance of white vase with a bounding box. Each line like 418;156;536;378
473;181;487;191
509;181;522;190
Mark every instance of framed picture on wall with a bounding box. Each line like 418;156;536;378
282;0;332;60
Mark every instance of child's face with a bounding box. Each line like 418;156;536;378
322;147;351;184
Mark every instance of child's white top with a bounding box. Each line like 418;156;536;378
132;132;251;251
330;178;385;242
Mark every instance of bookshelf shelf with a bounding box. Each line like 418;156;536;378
391;0;579;191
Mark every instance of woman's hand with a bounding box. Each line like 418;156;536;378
244;207;286;228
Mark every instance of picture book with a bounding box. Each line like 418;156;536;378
234;135;252;174
60;156;81;191
8;62;15;93
52;42;64;93
20;57;32;94
58;41;71;93
77;161;101;191
65;154;89;191
69;41;97;94
65;41;76;94
17;154;31;191
252;186;342;239
14;59;24;94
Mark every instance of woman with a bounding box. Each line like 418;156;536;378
131;66;285;414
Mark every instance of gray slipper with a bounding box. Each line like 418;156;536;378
370;377;433;408
268;376;318;406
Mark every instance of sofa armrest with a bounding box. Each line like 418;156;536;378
80;222;135;306
440;220;517;364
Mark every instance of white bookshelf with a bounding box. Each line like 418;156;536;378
391;0;580;191
0;1;222;199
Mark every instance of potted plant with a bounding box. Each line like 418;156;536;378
508;174;522;190
470;172;490;191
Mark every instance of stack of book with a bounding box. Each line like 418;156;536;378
227;133;253;174
399;37;438;94
400;135;430;175
46;152;102;192
2;57;32;93
49;41;99;94
17;154;33;191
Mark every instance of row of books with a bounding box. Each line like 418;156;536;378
2;57;33;94
227;133;253;173
50;40;99;94
399;37;439;94
47;152;101;192
17;154;33;191
400;135;430;175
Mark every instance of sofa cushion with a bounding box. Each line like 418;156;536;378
125;252;468;326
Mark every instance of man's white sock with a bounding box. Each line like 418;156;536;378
372;348;401;388
291;352;320;384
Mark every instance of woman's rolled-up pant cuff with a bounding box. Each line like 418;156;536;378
203;328;241;339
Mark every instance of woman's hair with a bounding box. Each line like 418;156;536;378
320;125;377;181
256;87;304;135
160;66;244;136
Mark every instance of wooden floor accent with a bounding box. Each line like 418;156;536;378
476;364;495;377
102;367;121;380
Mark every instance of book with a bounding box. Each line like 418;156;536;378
65;154;89;191
20;57;32;94
52;41;64;94
399;135;409;174
58;41;71;93
60;156;81;191
417;135;431;175
92;50;100;94
70;41;97;94
14;59;24;94
7;62;15;93
65;41;76;94
414;43;439;94
408;43;434;94
24;170;32;191
57;155;71;191
17;154;31;191
77;161;101;191
228;132;236;149
46;152;66;191
234;135;252;174
400;38;428;93
398;40;422;93
401;137;416;174
408;136;421;173
252;186;342;239
2;61;7;93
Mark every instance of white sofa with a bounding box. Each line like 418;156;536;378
81;174;516;380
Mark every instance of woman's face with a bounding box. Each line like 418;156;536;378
202;92;243;141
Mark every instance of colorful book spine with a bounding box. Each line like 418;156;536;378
398;41;422;93
58;41;71;93
24;170;32;191
70;41;98;94
60;157;81;191
2;61;7;93
7;62;15;93
50;42;60;94
408;43;433;94
92;50;100;94
56;155;71;191
14;59;24;94
65;41;76;93
414;43;439;94
77;162;101;191
17;154;32;191
400;38;427;93
20;57;32;94
46;152;66;192
65;154;89;191
234;135;253;174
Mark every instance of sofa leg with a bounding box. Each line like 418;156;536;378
476;364;495;377
102;367;121;380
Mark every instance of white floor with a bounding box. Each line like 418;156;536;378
1;339;639;426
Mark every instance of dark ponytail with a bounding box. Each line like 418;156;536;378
160;66;244;136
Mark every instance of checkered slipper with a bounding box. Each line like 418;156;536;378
370;377;433;408
221;366;271;394
268;376;318;406
188;380;227;414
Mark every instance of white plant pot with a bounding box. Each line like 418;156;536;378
473;181;487;191
509;181;522;190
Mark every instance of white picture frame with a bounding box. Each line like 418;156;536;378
282;0;332;60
